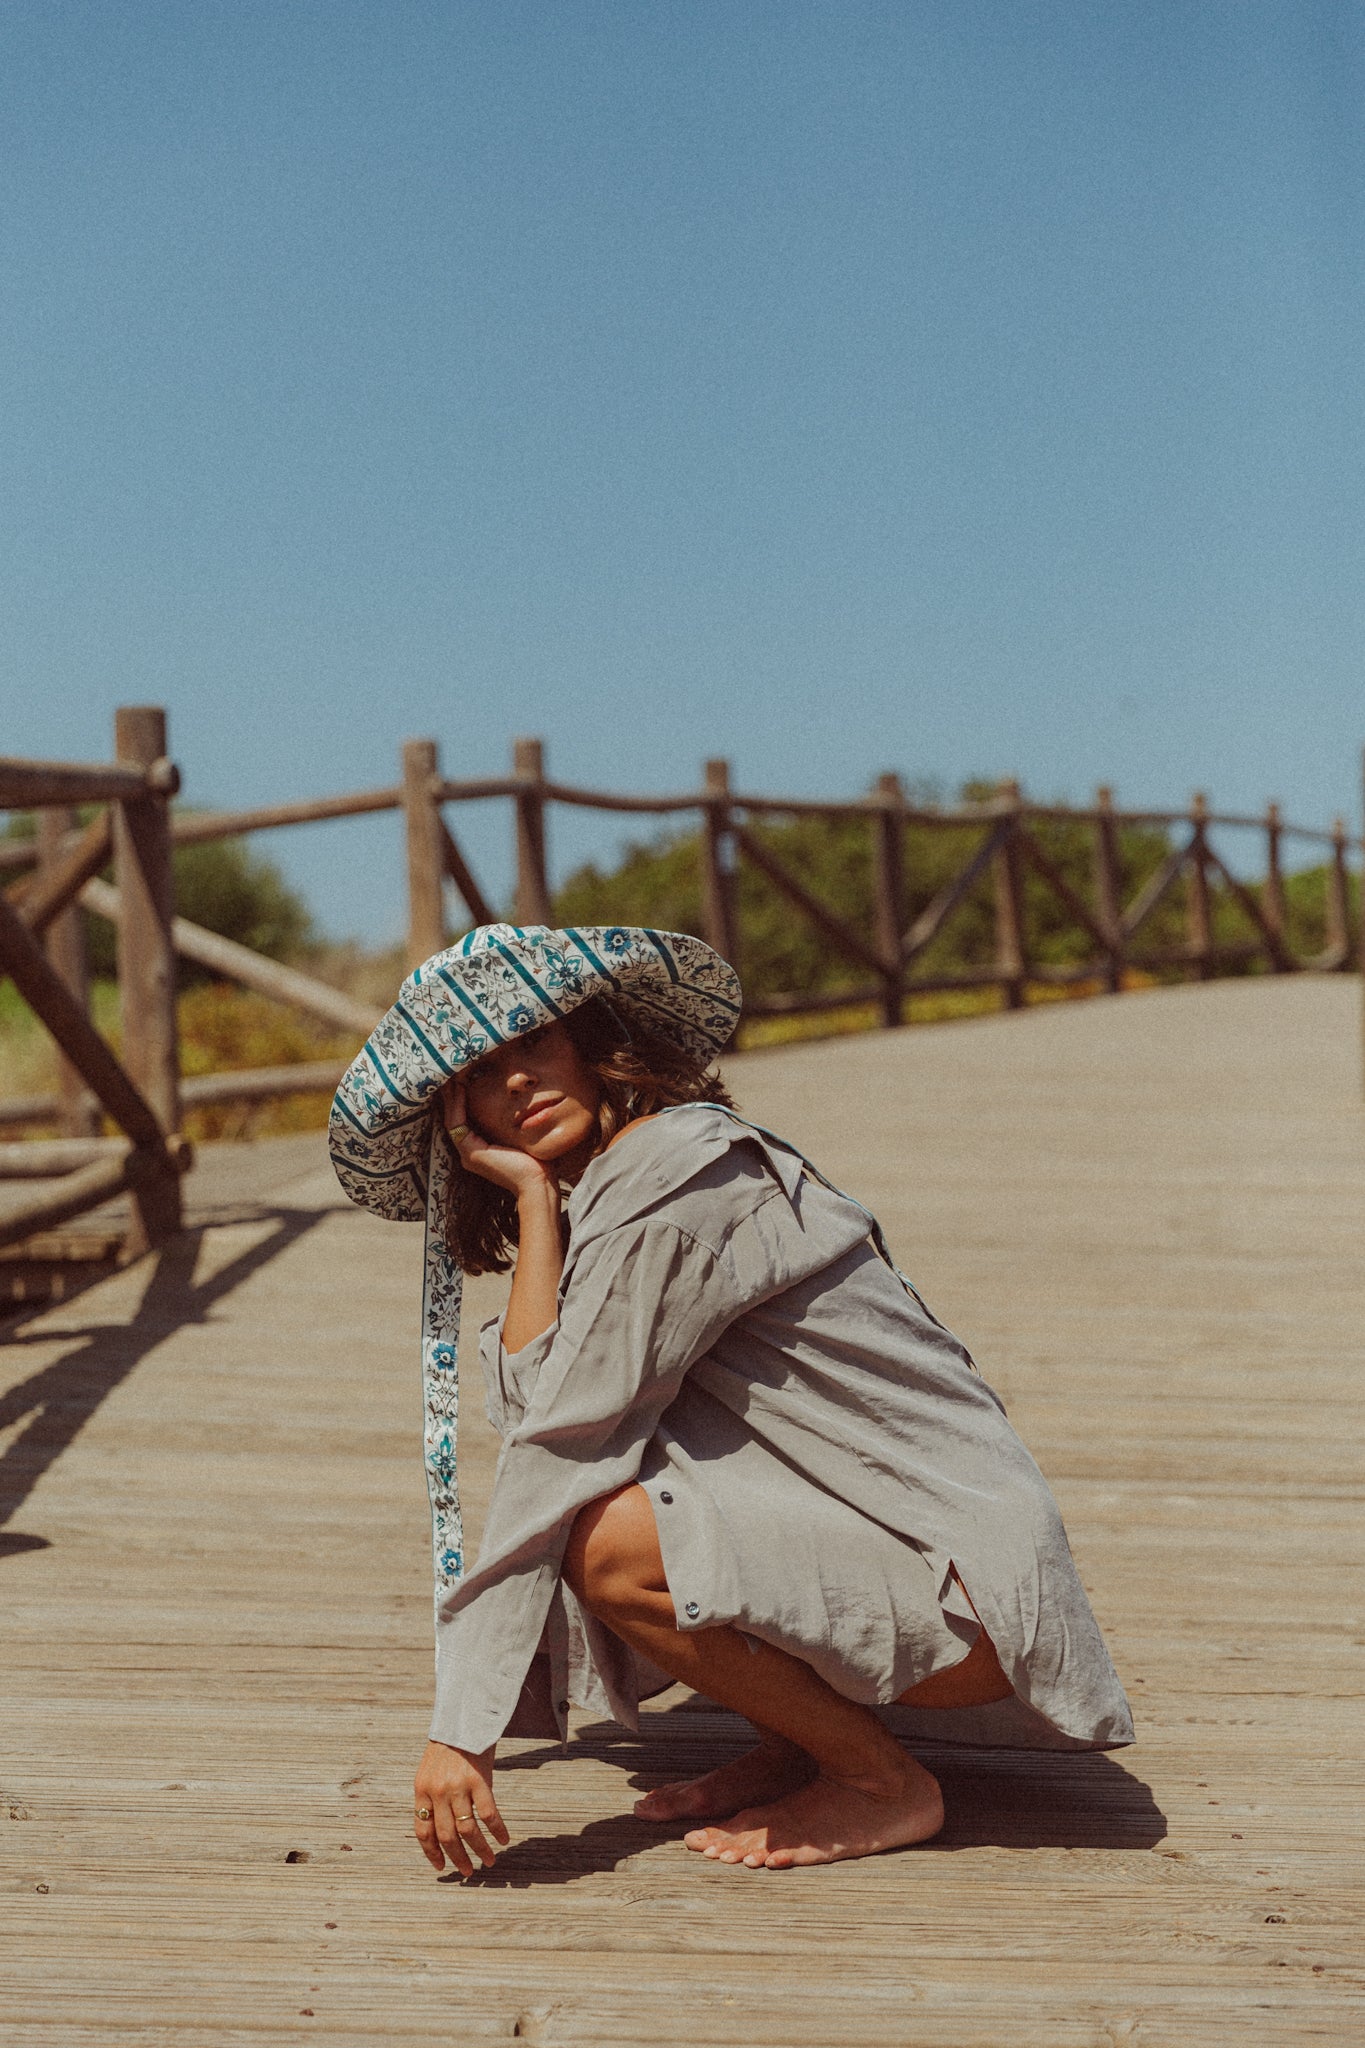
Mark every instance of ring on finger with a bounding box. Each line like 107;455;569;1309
447;1122;470;1144
415;1806;432;1822
455;1812;477;1828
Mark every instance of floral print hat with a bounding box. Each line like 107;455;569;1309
328;923;742;1601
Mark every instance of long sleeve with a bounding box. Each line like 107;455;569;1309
429;1197;780;1751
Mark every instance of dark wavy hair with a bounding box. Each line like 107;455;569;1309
445;996;737;1275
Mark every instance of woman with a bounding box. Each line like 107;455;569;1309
329;924;1132;1878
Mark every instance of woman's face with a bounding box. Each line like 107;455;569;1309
458;1021;602;1163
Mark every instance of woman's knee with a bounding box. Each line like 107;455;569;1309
563;1484;665;1616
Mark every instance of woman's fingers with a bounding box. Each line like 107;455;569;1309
413;1808;445;1872
474;1785;510;1846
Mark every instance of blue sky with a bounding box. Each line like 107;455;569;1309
4;1;1361;941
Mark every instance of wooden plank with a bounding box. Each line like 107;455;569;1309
169;787;403;845
0;754;177;808
438;818;496;929
80;877;380;1038
0;885;165;1147
901;822;1008;965
0;1140;125;1179
732;823;889;980
2;976;1362;2044
512;737;552;927
870;773;907;1029
0;1150;134;1250
112;708;181;1251
401;739;446;968
34;809;100;1138
10;809;114;940
179;1059;349;1107
700;758;739;969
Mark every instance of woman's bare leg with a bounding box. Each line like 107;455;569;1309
563;1485;944;1867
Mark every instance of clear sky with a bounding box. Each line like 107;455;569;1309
4;1;1361;941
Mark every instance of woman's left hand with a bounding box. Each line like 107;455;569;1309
413;1739;508;1877
441;1078;558;1199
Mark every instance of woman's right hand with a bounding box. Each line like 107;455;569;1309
441;1079;557;1199
413;1739;508;1877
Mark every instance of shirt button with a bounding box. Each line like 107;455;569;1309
659;1490;673;1505
684;1601;700;1619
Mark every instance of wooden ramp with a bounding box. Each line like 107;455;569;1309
3;977;1363;2046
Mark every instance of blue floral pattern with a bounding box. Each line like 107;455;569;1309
327;923;741;1615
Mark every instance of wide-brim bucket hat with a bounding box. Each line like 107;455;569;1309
327;923;742;1601
329;923;741;1220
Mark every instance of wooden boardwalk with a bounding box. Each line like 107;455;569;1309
3;976;1363;2046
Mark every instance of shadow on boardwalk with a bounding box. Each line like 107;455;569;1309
457;1713;1166;1888
0;1204;331;1558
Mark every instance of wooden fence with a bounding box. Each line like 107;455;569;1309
1;707;1361;1264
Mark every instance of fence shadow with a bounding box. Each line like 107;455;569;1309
0;1204;331;1557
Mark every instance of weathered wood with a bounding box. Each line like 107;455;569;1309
0;1091;65;1129
543;781;705;815
1325;818;1351;969
0;753;178;808
512;736;552;926
1200;840;1294;973
992;780;1027;1010
1014;824;1113;957
439;819;496;928
81;876;380;1039
902;822;1009;965
700;758;739;970
180;1059;349;1107
732;823;889;981
1121;838;1191;941
0;885;165;1149
0;1151;134;1251
15;808;114;944
112;709;181;1252
871;773;906;1029
0;1136;189;1253
169;786;403;845
1091;786;1124;993
1185;793;1214;982
0;1139;125;1179
36;809;100;1137
5;977;1363;2046
402;739;446;969
1263;803;1288;954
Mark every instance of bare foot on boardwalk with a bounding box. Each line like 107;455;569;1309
634;1734;815;1823
682;1755;944;1868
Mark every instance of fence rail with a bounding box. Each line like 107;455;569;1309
2;708;1362;1266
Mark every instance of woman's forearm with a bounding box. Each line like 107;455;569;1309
503;1179;565;1354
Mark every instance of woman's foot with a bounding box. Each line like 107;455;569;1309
634;1733;814;1823
682;1754;944;1868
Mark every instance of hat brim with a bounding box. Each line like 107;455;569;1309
329;925;741;1221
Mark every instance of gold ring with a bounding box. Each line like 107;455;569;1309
455;1812;476;1826
447;1123;470;1144
415;1806;432;1822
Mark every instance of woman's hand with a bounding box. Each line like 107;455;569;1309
413;1739;508;1877
441;1079;557;1199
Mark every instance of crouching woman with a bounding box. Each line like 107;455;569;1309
327;924;1133;1876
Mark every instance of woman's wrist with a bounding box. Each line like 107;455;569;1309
516;1173;562;1221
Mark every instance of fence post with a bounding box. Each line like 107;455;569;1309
701;758;740;971
512;736;552;926
992;779;1026;1010
37;806;99;1136
113;704;181;1251
871;772;906;1028
1186;791;1214;981
1092;785;1124;994
1327;817;1351;968
402;738;446;966
1264;803;1288;962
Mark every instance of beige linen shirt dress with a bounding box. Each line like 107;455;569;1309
430;1104;1134;1758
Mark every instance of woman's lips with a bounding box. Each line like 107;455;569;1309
517;1099;562;1133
